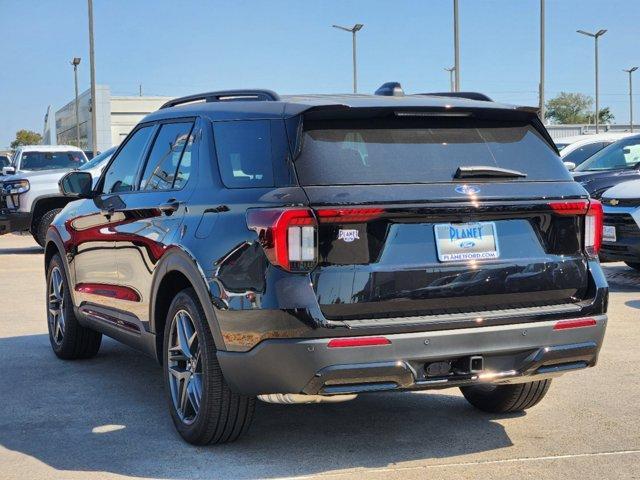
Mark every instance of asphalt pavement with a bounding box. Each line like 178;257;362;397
0;234;638;480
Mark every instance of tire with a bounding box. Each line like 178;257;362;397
33;208;62;247
163;288;255;445
460;379;551;413
46;254;102;359
624;261;640;271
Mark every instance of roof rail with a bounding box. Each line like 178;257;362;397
160;89;280;109
374;82;405;96
417;92;493;102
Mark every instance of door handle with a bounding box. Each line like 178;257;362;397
158;199;181;216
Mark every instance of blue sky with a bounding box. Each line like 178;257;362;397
1;0;639;148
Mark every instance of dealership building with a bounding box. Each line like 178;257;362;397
43;85;172;152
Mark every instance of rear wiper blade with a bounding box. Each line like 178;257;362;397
454;166;527;179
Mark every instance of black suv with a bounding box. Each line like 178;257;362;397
45;87;608;445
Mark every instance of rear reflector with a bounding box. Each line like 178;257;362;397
327;336;391;348
553;318;597;330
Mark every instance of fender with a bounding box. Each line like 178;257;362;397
44;225;80;307
149;246;227;351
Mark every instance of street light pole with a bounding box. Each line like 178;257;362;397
453;0;460;91
87;0;98;156
624;67;638;132
70;57;81;148
332;24;364;93
577;29;607;133
539;0;545;122
444;67;455;92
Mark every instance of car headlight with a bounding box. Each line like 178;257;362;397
2;179;30;195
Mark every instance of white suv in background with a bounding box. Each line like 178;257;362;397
0;145;88;246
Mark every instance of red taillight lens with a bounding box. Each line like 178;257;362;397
585;199;603;256
553;318;597;330
246;208;317;272
327;336;391;348
548;199;602;257
316;208;385;223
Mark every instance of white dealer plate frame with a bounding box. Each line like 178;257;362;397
434;222;500;263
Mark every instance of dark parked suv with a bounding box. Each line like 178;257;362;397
45;87;608;445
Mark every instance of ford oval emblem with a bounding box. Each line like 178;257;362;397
455;185;481;195
460;240;476;249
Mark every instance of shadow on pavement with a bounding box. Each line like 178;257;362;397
0;334;516;479
603;264;640;293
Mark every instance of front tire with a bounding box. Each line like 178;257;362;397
163;288;255;445
33;208;62;247
46;254;102;359
460;379;551;413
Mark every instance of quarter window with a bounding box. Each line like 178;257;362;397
140;122;194;191
214;120;274;188
102;126;154;194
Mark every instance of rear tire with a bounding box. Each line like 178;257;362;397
163;288;255;445
460;379;551;413
46;254;102;359
624;261;640;271
33;208;62;247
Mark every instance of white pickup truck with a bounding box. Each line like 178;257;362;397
0;145;114;246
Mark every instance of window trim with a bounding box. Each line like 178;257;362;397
137;117;196;192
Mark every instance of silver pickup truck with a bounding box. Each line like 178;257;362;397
0;145;113;246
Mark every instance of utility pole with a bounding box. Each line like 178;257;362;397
539;0;546;122
87;0;98;156
332;24;364;93
624;67;638;132
577;29;607;133
71;57;81;147
444;67;455;92
139;84;143;97
453;0;460;91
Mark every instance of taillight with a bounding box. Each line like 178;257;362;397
548;199;602;257
316;208;385;223
585;199;603;256
246;208;317;272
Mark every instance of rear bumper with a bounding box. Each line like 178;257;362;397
217;315;607;396
0;209;31;235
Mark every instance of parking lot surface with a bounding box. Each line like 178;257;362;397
0;234;638;480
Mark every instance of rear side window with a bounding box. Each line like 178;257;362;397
140;121;194;190
213;120;274;188
563;142;607;166
295;118;569;185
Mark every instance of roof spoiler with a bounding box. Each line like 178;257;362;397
160;89;280;109
418;92;494;102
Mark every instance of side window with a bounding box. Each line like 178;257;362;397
214;120;274;188
140;122;194;191
563;142;606;165
174;130;195;190
102;126;154;194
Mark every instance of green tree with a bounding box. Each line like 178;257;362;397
10;129;43;149
545;92;593;124
597;106;615;124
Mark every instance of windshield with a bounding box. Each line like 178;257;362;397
19;151;86;171
295;118;568;185
575;136;640;172
78;147;116;171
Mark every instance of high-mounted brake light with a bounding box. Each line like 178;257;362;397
553;318;597;330
246;208;317;272
548;199;602;257
327;336;391;348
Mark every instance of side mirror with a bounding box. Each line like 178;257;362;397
563;161;576;171
59;171;93;197
2;166;16;176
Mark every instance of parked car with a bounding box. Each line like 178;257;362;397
572;134;640;197
0;145;88;245
555;132;635;170
0;153;11;168
599;179;640;269
45;87;608;445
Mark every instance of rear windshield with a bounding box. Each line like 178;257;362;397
20;151;86;171
295;119;568;185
